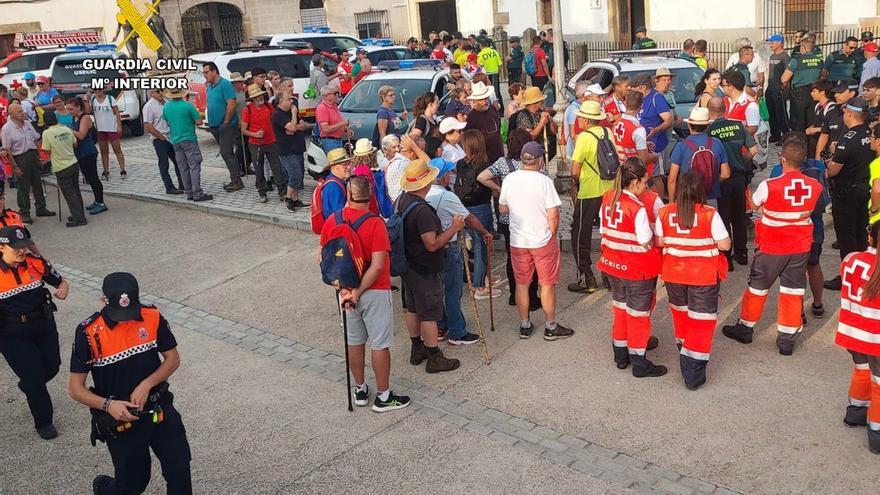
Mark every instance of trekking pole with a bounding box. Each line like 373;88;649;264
460;237;491;365
542;124;549;165
487;236;495;332
338;291;354;412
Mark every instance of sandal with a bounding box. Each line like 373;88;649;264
120;170;127;179
101;171;110;181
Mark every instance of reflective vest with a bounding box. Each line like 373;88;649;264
658;203;727;286
0;254;47;304
723;94;757;124
338;61;353;95
836;248;880;356
82;307;161;368
755;171;821;255
598;189;660;280
612;115;643;163
638;189;661;224
0;209;23;228
601;96;624;128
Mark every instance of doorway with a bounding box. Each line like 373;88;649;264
180;2;244;56
614;0;646;47
418;0;458;39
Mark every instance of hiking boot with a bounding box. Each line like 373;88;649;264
20;213;33;224
36;424;57;440
410;341;428;365
584;271;599;293
448;332;480;346
372;391;412;413
824;276;842;291
224;180;244;192
869;429;880;454
647;335;659;351
613;346;629;369
631;355;667;378
35;208;55;217
544;323;574;341
844;405;868;427
258;193;268;203
93;475;113;494
722;323;753;344
425;350;460;373
778;343;795;356
680;354;708;390
519;322;534;339
567;279;589;293
353;385;369;407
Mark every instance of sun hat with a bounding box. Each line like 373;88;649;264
653;67;677;79
685;107;711;125
325;148;352;170
352;138;377;156
439;116;467;134
521;86;546;105
468;81;493;100
576;100;606;120
430;158;456;179
399;159;440;192
229;72;246;83
164;88;189;99
246;84;267;100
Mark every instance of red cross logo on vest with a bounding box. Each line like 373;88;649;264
604;203;624;229
668;213;695;235
843;259;872;302
784;178;812;207
9;79;22;91
613;122;626;142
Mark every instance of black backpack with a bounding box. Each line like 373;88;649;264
453;159;483;204
585;127;621;181
386;196;422;277
507;109;524;132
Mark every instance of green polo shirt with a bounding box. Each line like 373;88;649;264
823;50;858;81
731;62;751;84
41;124;78;172
162;99;201;145
787;50;824;88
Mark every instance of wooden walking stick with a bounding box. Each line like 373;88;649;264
486;235;495;332
460;236;491;364
542;123;549;164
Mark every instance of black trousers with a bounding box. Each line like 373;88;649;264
765;88;789;139
570;196;603;276
789;85;813;133
498;222;539;304
507;70;522;85
831;183;870;260
13;149;46;215
56;164;86;222
0;318;60;429
97;402;193;495
79;153;104;204
718;174;748;258
531;75;549;90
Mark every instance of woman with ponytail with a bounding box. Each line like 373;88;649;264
597;157;665;378
656;172;731;390
694;69;721;109
835;221;880;453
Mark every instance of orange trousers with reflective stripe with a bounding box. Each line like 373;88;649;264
608;275;656;355
849;351;880;431
666;282;719;359
740;252;808;341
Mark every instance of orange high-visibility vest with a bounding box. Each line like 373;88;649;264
658;203;727;286
83;307;161;367
836;248;880;356
598;189;660;281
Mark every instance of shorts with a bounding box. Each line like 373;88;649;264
280;153;305;190
402;269;444;321
510;238;561;286
97;131;120;142
653;139;674;177
344;289;393;350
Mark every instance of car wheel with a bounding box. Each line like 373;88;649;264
127;116;144;137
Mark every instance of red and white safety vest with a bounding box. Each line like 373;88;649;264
724;94;757;123
602;96;624;128
598;189;661;280
658;203;727;286
754;171;821;255
638;189;661;224
836;248;880;356
612;115;643;163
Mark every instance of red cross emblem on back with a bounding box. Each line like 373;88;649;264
784;178;812;207
843;259;872;302
613;122;626;142
10;79;22;90
604;203;624;229
669;213;695;235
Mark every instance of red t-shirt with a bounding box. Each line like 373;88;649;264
319;207;391;290
533;48;548;77
242;103;275;145
0;96;8;130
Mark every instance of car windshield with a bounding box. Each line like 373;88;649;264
339;78;431;113
622;66;704;104
227;54;312;79
51;56;124;84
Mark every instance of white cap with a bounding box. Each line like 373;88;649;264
584;83;606;96
439;116;467;134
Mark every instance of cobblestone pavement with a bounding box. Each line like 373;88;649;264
57;263;738;495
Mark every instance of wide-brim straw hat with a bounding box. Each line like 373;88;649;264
325;148;352;170
576;100;606;120
400;159;440;192
653;67;678;79
229;72;246;83
685;107;711;125
468;81;492;100
521;86;546;105
352;138;377;156
246;83;267;100
164;89;189;99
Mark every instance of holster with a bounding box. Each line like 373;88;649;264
88;382;171;446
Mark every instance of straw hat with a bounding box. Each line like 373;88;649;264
653;67;677;79
468;81;493;100
324;148;352;170
352;138;377;157
164;89;189;99
685;107;711;125
229;72;246;83
576;100;606;120
521;86;546;105
246;84;267;100
399;159;440;192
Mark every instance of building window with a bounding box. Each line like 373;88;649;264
540;0;552;26
300;0;328;29
355;10;390;39
784;0;824;34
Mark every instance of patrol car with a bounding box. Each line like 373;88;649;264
257;27;361;53
0;48;66;89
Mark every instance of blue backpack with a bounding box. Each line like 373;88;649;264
524;51;537;76
370;170;395;219
319;211;375;289
386;196;423;277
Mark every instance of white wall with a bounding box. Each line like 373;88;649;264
497;0;538;36
563;0;607;34
830;0;875;26
649;0;755;31
0;0;116;38
457;0;494;35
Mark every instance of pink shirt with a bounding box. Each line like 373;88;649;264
0;119;39;156
315;101;344;138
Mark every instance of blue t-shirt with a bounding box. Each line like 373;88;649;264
206;78;239;128
639;89;671;152
320;177;347;219
57;112;75;128
35;88;59;107
769;159;828;240
670;133;728;199
72;117;98;159
376;106;400;134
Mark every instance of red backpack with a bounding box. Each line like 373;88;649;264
684;136;718;195
319;210;374;289
310;176;346;234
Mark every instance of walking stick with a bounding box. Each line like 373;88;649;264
542;123;549;164
338;291;354;412
460;236;491;364
487;237;495;332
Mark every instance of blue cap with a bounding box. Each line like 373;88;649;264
766;34;784;43
23;72;35;80
430;158;456;178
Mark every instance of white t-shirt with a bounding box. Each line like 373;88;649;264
384;153;410;201
499;169;562;248
426;184;470;241
441;142;465;163
654;209;729;240
142;97;170;139
91;95;118;132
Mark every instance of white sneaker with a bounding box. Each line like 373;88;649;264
474;287;502;300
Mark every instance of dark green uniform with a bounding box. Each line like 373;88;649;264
787;50;824;133
507;45;524;83
824;50;859;81
731;62;751;85
633;37;657;50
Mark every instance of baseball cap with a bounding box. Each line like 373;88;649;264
833;79;859;93
766;34;784;43
846;97;869;113
407;37;418;44
862;31;874;41
630;72;653;88
23;72;35;80
584;83;605;96
430;158;456;178
101;272;142;322
439;116;467;134
36;75;49;84
635;26;647;34
865;42;879;53
520;141;544;162
0;226;32;249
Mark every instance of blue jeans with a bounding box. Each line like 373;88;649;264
466;203;494;289
321;138;343;154
439;245;467;339
279;153;304;191
152;139;182;191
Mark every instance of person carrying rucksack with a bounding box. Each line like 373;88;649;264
668;107;731;208
319;175;411;413
569;101;616;294
525;38;550;89
310;148;351;234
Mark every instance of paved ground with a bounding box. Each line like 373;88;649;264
0;137;874;494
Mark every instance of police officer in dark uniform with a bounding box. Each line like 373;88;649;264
783;31;824;133
815;80;857;160
790;29;809;59
822;37;860;82
68;272;192;494
632;26;657;50
824;97;873;290
0;225;67;439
